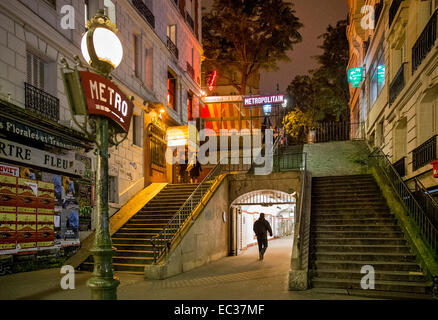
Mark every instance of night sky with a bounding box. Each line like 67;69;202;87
202;0;349;95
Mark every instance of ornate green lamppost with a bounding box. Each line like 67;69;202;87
61;10;132;300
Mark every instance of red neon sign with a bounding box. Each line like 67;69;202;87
208;70;217;92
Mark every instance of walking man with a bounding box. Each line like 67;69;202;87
253;213;273;260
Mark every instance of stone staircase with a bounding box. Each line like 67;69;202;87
309;174;433;296
80;183;198;274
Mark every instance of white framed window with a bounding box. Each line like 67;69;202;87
27;52;46;90
167;24;177;44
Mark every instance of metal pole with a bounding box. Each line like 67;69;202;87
87;117;120;300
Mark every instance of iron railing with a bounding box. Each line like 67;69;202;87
311;122;364;143
186;61;195;79
151;159;250;262
296;159;307;269
369;146;438;255
412;135;437;172
132;0;155;29
24;82;59;122
393;156;406;177
412;9;437;74
274;152;307;172
389;0;403;28
406;178;438;229
166;37;179;59
185;11;195;30
389;63;406;105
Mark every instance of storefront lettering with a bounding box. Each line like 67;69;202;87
44;155;69;170
0;116;83;150
0;141;32;160
0;139;85;176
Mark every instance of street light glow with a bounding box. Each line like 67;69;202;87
81;27;123;70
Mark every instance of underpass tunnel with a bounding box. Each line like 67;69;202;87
229;190;296;256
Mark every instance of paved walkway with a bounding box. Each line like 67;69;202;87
0;237;373;300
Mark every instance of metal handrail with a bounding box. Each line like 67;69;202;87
369;146;438;255
296;154;307;269
151;157;250;262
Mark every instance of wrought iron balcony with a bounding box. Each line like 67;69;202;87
389;0;403;28
389;63;405;105
25;82;60;122
393;157;406;177
132;0;155;29
412;135;437;172
186;62;195;79
412;9;437;74
186;11;194;31
167;37;179;59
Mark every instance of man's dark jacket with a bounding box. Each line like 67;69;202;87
253;218;273;238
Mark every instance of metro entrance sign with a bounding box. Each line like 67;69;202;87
62;70;133;134
243;94;285;107
80;71;133;133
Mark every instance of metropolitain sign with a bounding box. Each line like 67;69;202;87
243;95;285;107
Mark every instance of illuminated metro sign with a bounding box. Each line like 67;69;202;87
80;71;134;133
243;94;285;107
347;67;364;88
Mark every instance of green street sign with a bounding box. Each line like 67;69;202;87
347;67;364;88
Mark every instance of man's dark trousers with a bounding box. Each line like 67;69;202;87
257;235;268;257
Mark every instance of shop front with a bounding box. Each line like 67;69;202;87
0;99;93;257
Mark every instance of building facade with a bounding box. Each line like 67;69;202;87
347;0;438;195
0;0;203;253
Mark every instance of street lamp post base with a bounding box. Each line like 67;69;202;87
87;277;120;300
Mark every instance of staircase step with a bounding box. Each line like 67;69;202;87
112;233;159;238
313;269;427;282
312;209;390;215
312;231;404;238
312;204;389;210
314;260;422;272
314;252;417;262
114;250;155;257
113;256;154;264
311;277;432;294
314;238;407;246
315;244;411;254
313;213;393;220
312;218;396;225
312;225;401;232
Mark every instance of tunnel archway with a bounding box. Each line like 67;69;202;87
229;190;296;256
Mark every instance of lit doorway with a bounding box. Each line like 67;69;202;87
229;190;295;256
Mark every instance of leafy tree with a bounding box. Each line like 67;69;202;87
285;20;350;126
203;0;302;95
282;109;314;144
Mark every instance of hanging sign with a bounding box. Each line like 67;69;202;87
79;71;134;133
243;95;285;107
348;67;364;88
62;69;134;133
